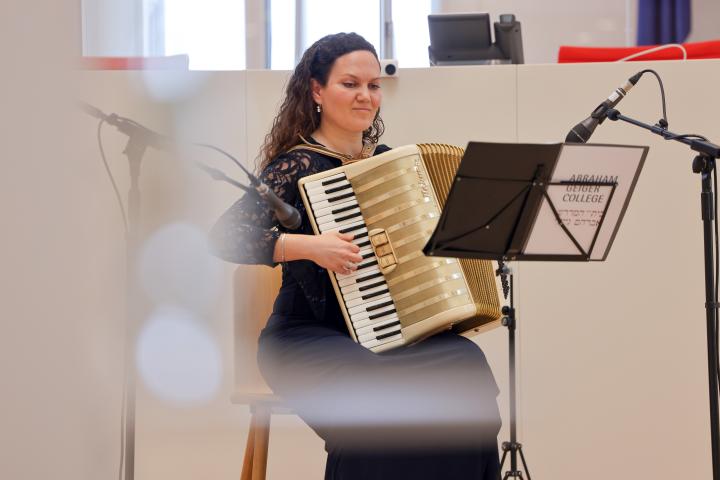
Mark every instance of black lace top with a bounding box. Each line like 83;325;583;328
209;140;392;322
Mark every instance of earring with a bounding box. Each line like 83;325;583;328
316;104;322;113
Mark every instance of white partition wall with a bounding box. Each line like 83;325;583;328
61;60;720;479
515;59;720;480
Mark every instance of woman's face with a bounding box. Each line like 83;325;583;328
311;50;382;135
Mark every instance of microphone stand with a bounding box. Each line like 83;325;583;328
121;131;145;480
81;103;300;480
606;107;720;480
81;103;170;480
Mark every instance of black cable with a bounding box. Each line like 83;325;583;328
94;118;129;480
634;70;711;147
193;142;259;185
119;370;127;480
97;120;129;236
715;165;720;396
635;69;669;128
664;133;709;142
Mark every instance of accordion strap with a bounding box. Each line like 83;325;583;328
287;135;377;164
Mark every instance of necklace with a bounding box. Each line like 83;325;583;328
296;134;377;163
311;132;366;157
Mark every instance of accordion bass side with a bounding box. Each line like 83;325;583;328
298;144;503;352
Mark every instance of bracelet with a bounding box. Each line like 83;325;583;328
280;233;287;263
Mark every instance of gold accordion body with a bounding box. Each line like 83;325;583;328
298;144;502;353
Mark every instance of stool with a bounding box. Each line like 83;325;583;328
231;265;286;480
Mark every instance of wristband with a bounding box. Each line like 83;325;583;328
280;233;287;263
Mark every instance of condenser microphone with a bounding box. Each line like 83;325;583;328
255;182;302;230
197;163;302;230
565;71;643;143
78;101;174;151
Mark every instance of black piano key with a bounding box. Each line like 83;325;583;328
321;176;345;186
354;231;369;240
336;211;362;223
357;240;371;248
367;300;393;312
358;260;378;270
373;320;401;332
328;192;355;203
340;224;364;234
358;280;385;292
331;204;358;215
325;183;352;194
361;251;375;260
356;271;383;284
368;308;396;321
376;330;401;341
361;288;390;300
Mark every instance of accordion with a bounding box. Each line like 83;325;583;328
298;144;503;352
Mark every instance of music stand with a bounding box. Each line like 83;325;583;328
425;141;648;479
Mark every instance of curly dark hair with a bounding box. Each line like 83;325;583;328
258;32;385;171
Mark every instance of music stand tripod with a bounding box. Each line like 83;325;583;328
424;141;647;480
496;260;531;480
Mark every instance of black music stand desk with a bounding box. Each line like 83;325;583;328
425;141;647;261
424;141;648;479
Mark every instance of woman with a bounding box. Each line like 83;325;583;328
211;32;501;480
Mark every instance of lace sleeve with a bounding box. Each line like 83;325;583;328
208;151;313;266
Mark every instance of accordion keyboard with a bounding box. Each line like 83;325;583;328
304;172;403;350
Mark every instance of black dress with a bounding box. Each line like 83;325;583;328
210;140;502;480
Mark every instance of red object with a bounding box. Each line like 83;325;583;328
558;39;720;63
79;55;190;70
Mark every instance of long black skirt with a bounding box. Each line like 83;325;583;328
257;284;502;480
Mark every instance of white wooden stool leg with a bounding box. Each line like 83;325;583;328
241;411;257;480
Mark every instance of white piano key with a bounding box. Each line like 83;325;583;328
347;293;392;315
313;198;358;218
336;258;379;281
341;278;387;297
317;207;363;230
340;276;386;295
304;172;346;191
345;287;390;308
306;180;352;201
352;309;398;329
316;202;360;219
361;332;403;350
358;325;401;344
308;192;358;211
326;224;369;245
325;218;365;234
350;303;396;324
355;315;400;337
338;266;382;287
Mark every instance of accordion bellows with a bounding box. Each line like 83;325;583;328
299;144;502;352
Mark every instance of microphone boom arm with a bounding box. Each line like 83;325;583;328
605;108;720;158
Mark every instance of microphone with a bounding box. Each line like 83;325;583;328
192;141;303;230
197;163;302;230
81;101;303;229
79;101;174;151
255;182;302;230
565;71;643;143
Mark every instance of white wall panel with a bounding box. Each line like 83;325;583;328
60;60;720;479
516;59;720;479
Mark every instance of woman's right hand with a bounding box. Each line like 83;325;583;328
309;231;363;274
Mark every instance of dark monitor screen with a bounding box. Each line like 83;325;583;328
428;12;524;65
428;13;492;51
